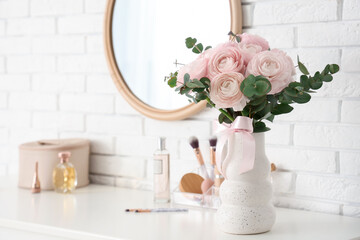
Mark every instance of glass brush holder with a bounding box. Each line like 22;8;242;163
172;165;222;209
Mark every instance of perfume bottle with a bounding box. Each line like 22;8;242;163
52;152;77;193
153;137;170;203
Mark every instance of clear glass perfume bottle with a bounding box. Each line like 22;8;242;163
53;152;77;193
153;137;170;203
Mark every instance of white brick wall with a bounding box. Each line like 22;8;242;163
30;0;83;16
7;18;56;35
0;0;359;217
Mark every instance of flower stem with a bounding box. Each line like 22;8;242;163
194;45;202;53
206;97;235;122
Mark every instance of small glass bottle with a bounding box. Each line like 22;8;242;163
153;137;170;203
53;152;77;193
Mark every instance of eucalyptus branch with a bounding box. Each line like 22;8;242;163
206;97;235;122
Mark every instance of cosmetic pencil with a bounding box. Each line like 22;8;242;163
125;208;188;213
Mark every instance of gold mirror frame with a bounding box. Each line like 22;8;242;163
104;0;242;121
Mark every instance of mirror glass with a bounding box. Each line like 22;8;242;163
112;0;229;110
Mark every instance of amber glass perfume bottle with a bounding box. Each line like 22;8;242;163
153;137;170;203
53;152;77;193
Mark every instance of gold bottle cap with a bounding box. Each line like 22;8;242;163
31;161;41;193
58;151;71;163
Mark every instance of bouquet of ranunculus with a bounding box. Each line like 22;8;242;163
165;32;339;132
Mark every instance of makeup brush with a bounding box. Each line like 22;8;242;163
189;136;214;194
209;136;217;180
209;137;224;190
189;136;210;179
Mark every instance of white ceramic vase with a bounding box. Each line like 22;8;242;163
216;132;276;234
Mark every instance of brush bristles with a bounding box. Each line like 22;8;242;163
209;136;217;147
188;136;199;149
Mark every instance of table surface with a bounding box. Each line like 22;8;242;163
0;178;359;240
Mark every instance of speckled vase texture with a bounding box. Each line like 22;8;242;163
216;132;276;234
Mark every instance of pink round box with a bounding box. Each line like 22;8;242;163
18;138;90;190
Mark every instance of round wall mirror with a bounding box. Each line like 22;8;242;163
104;0;242;120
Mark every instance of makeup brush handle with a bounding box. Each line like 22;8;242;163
194;148;204;165
199;164;210;179
209;165;215;180
210;148;216;165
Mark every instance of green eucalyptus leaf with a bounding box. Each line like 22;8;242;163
205;46;212;51
218;113;232;124
253;103;271;120
241;75;271;97
192;88;205;93
196;92;208;101
180;87;191;95
167;77;177;88
295;86;304;92
175;85;183;92
240;75;256;92
200;77;210;87
321;64;330;75
267;95;277;106
235;36;241;43
186;79;205;89
192;79;205;87
242;85;256;98
185;37;197;48
252;100;267;113
185;82;197;88
254;78;272;96
255;121;265;128
289;82;302;88
253;121;271;133
292;92;311;104
297;56;309;75
284;87;298;97
266;114;275;122
227;108;235;115
329;64;340;74
309;77;323;90
322;74;333;82
313;71;321;80
300;75;310;91
249;96;267;106
272;104;294;115
279;94;293;104
192;43;204;54
184;73;190;83
224;116;233;124
241;105;250;117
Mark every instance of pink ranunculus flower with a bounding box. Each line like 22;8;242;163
210;72;247;111
246;49;295;94
207;42;245;80
239;33;270;51
239;42;263;65
176;54;208;86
